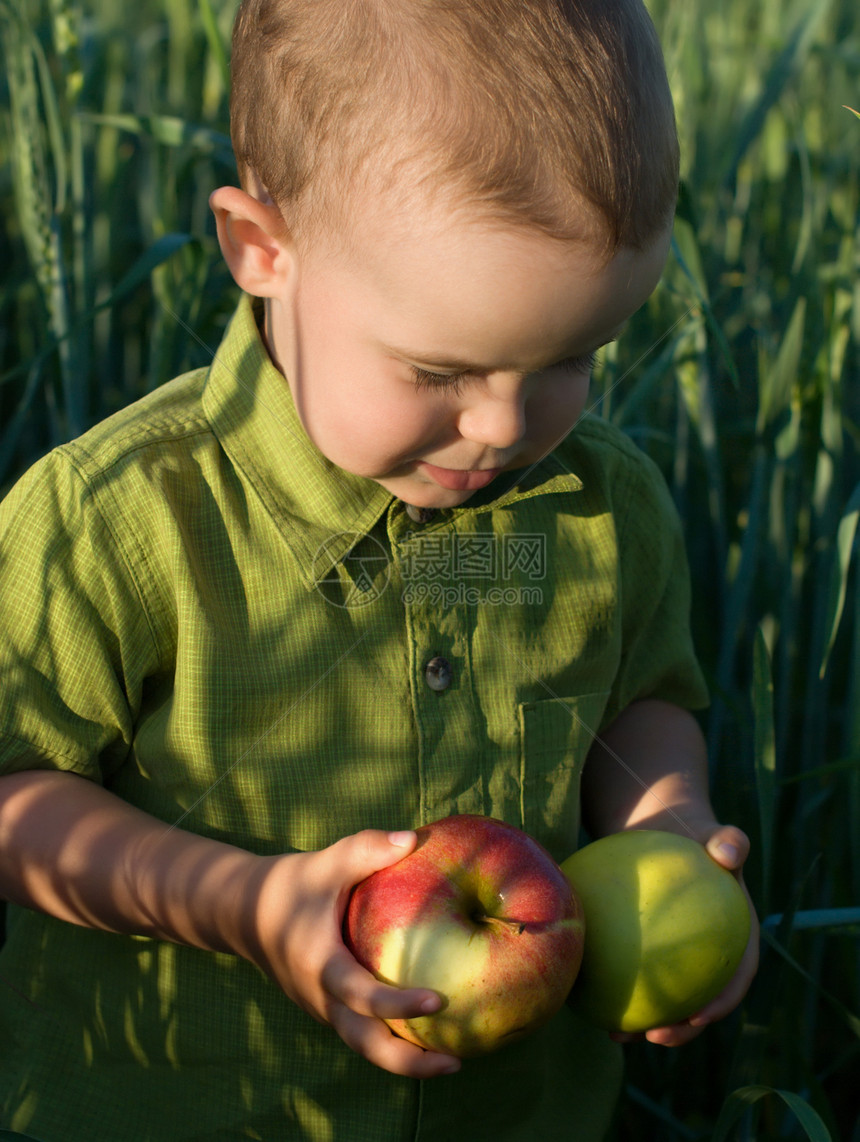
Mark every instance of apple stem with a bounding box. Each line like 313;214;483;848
479;915;528;935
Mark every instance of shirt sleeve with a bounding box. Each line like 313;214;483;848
600;440;709;730
0;449;160;781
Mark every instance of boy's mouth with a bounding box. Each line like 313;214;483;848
417;462;503;492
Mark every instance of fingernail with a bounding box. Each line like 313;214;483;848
420;995;441;1013
717;842;739;864
388;831;415;848
441;1060;461;1075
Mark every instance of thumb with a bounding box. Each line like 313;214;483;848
334;828;418;887
705;825;750;872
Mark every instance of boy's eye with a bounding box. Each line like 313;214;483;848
557;352;598;374
410;365;468;395
409;352;596;395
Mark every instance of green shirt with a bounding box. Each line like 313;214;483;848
0;296;707;1141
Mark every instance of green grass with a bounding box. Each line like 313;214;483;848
1;0;859;1138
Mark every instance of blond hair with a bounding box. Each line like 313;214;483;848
230;0;679;251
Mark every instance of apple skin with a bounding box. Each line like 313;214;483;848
344;814;585;1057
561;829;751;1033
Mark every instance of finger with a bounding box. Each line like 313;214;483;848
332;1006;461;1078
644;1020;705;1047
705;825;750;871
611;1022;704;1047
322;946;442;1021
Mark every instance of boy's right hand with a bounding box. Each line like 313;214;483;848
235;828;462;1078
0;773;457;1077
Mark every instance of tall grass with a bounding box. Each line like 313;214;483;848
0;0;236;480
1;0;859;1138
600;1;860;1136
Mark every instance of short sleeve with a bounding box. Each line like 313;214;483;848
601;445;709;728
0;450;160;780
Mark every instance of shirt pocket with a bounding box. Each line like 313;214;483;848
517;691;610;862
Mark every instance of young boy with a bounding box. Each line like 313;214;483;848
0;0;758;1138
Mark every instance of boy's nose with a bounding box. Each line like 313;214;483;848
456;386;527;450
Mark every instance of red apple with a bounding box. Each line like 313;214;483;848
344;814;585;1057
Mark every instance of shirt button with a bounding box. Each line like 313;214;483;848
405;504;437;523
424;655;452;691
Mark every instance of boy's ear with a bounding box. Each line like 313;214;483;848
209;186;295;298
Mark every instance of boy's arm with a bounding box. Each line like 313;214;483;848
580;698;759;1047
0;767;458;1077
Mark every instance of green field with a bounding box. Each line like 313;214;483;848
1;0;859;1138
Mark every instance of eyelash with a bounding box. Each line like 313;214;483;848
410;367;467;395
409;353;598;395
563;352;598;375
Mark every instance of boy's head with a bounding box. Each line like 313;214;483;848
228;0;679;253
213;0;678;511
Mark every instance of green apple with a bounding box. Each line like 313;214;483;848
561;829;750;1033
345;814;585;1057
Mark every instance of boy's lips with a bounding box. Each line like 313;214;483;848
418;462;503;491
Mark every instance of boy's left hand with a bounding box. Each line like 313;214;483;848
610;823;760;1048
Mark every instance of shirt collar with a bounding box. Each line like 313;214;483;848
202;295;584;589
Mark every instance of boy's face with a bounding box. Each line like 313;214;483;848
265;195;671;509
